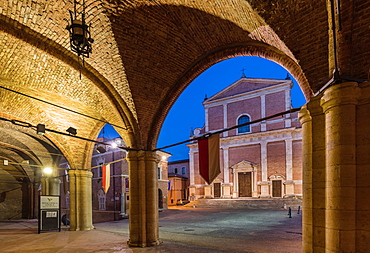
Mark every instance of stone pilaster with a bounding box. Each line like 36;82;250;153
261;95;266;131
321;82;359;253
68;169;93;231
127;150;160;247
223;104;228;137
204;185;212;198
284;139;294;196
259;142;269;197
222;147;232;198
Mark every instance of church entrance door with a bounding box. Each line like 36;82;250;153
272;180;282;197
238;172;252;197
214;183;221;198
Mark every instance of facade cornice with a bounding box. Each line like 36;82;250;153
188;127;302;151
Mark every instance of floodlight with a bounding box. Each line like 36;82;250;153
66;127;77;135
37;124;45;135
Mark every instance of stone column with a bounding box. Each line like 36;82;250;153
355;81;370;252
127;150;160;247
320;82;359;253
68;169;93;231
299;104;314;252
41;171;61;196
300;95;327;252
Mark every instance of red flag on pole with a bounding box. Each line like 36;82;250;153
198;134;220;184
102;164;110;193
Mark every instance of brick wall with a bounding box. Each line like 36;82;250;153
267;141;286;177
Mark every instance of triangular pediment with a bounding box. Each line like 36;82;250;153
231;160;258;169
205;77;290;103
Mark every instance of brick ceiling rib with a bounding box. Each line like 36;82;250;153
1;0;369;150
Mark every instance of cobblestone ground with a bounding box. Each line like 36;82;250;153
0;207;302;253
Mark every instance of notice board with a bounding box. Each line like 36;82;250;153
38;195;61;233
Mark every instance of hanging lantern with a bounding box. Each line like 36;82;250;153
66;0;94;58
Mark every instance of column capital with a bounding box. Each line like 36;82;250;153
298;105;311;125
68;169;93;178
320;82;360;113
126;150;159;162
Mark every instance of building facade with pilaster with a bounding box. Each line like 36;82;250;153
188;75;302;200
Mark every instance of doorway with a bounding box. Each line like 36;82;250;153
272;180;282;197
238;172;252;197
214;183;221;198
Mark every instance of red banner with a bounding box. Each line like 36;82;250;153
198;134;220;184
102;164;110;193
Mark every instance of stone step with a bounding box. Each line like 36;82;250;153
184;198;302;210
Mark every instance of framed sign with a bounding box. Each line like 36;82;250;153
40;196;59;209
38;195;61;233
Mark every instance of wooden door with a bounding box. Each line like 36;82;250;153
238;172;252;197
214;183;221;198
272;180;282;197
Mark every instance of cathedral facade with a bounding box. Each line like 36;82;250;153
188;75;302;199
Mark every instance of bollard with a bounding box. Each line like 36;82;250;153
288;207;292;218
297;206;300;214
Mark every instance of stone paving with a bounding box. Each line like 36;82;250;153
0;206;302;253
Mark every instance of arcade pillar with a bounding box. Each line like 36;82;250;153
68;169;93;231
127;150;160;247
301;82;370;252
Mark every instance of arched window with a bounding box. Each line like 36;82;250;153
238;115;250;134
98;189;106;210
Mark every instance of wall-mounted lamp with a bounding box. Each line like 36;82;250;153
37;124;45;135
3;160;8;166
43;167;53;175
66;127;77;135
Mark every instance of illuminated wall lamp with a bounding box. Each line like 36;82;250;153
43;167;53;175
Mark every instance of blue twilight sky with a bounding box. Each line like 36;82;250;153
99;56;307;161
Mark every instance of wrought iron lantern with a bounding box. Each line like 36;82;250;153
66;0;94;58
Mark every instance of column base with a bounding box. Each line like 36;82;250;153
128;239;162;247
284;181;295;196
259;182;270;197
69;225;94;231
204;185;212;198
222;184;232;198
